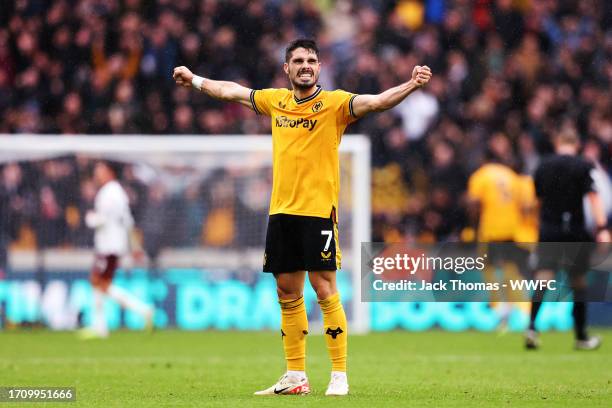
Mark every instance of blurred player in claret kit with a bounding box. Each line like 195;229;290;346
173;39;431;396
79;161;153;339
526;127;610;351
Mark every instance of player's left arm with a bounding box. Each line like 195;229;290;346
350;65;432;117
127;224;145;261
587;191;611;242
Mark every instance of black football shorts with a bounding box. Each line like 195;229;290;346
263;211;341;273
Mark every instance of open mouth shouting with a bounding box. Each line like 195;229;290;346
298;70;313;81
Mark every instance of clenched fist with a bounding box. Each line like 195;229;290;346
411;65;432;88
173;66;194;88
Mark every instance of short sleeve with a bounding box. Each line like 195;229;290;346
251;88;278;116
332;89;359;126
467;171;484;201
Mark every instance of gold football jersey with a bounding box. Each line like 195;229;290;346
468;163;521;242
251;86;357;218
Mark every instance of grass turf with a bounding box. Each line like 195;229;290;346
0;330;610;407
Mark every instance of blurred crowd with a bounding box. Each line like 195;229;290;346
0;156;275;275
1;0;612;254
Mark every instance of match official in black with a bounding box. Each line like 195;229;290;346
525;127;610;350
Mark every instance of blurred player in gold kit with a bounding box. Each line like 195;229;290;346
468;133;528;327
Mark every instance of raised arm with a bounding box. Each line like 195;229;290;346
351;65;432;118
172;66;254;110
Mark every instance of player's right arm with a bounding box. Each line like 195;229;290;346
172;66;254;110
85;193;106;229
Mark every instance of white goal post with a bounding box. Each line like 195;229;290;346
0;135;371;333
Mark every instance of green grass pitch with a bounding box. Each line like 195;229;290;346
0;330;610;407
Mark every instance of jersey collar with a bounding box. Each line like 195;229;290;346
293;85;322;104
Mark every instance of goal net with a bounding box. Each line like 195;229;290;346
0;135;371;333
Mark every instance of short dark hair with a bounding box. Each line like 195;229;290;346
97;160;122;178
285;39;319;62
555;126;579;146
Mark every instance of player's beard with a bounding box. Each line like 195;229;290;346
290;70;318;90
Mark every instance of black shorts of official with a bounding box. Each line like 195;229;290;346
263;212;341;273
536;224;594;276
